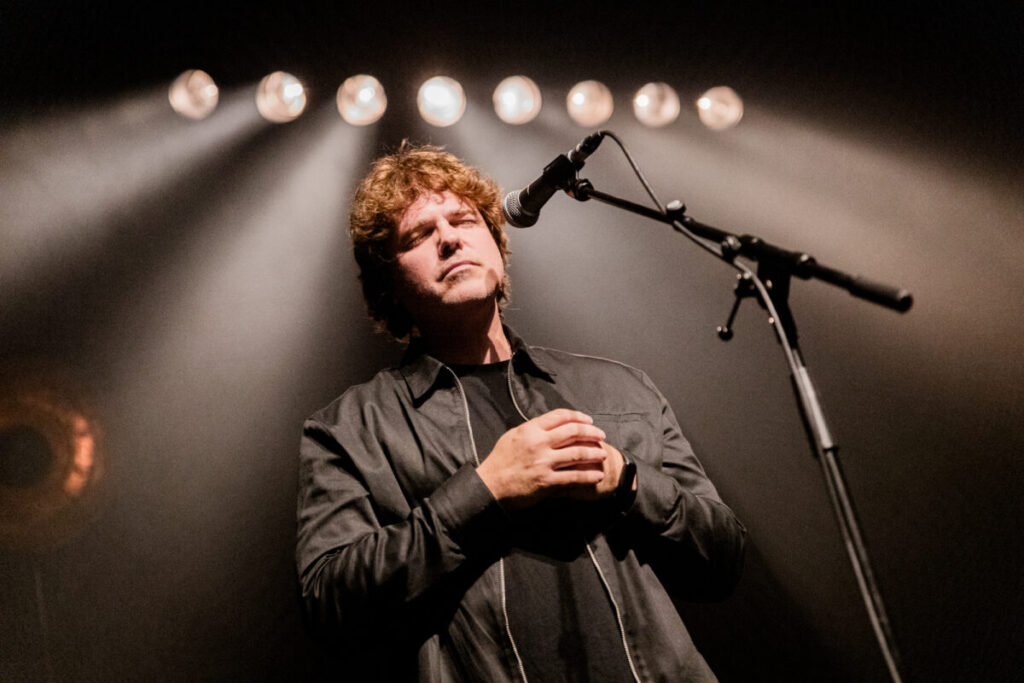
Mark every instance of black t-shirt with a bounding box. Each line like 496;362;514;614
452;362;634;682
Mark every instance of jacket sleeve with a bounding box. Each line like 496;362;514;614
617;372;746;601
295;414;510;645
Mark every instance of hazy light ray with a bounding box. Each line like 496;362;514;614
0;88;263;298
54;114;379;647
94;111;372;550
618;105;1024;392
720;108;1024;281
450;87;603;214
450;99;626;340
106;109;375;434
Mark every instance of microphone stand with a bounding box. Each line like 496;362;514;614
566;177;911;683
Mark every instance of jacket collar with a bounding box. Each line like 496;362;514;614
399;324;555;401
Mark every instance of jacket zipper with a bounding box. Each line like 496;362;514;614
505;361;642;683
446;366;530;683
586;544;642;683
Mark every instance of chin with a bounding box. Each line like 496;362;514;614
441;283;500;308
443;292;494;308
446;274;499;298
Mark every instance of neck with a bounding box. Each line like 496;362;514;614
417;302;511;365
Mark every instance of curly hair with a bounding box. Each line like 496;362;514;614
349;142;510;340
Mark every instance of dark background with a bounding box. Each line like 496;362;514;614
1;2;1022;681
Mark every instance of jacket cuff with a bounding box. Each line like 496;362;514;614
625;459;680;528
429;464;512;557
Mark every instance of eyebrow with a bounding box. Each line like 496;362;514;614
448;208;478;222
407;208;477;233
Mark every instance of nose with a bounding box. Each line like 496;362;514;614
436;220;462;256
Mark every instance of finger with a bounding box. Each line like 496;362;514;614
558;462;604;475
550;444;607;469
547;422;606;448
530;408;594;431
548;467;605;486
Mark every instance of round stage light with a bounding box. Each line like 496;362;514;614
337;74;387;125
697;86;743;130
256;71;308;123
566;80;613;127
0;366;104;551
493;76;542;125
417;76;466;127
168;70;219;120
633;82;680;127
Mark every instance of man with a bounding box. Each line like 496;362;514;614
296;143;745;681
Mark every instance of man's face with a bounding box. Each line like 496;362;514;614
392;190;505;323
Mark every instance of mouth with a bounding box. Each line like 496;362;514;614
440;260;476;279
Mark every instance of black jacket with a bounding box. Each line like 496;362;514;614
296;330;746;681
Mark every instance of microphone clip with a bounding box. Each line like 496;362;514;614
566;177;594;201
569;131;605;165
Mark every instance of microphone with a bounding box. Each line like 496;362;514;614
502;132;605;228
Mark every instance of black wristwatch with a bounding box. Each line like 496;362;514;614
615;450;637;510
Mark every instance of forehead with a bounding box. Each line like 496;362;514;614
397;190;478;231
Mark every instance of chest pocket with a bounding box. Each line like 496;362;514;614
592;412;660;466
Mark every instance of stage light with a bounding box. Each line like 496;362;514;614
566;80;613;126
337;74;386;125
633;82;680;127
697;86;743;130
417;76;466;127
493;76;542;125
0;368;103;550
168;70;219;120
256;71;307;123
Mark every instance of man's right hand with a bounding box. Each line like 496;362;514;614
475;409;607;509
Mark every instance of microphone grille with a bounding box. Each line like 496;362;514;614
502;190;536;228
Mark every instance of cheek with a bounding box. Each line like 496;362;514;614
393;254;432;295
480;235;505;274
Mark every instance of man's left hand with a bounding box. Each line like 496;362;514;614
563;442;634;500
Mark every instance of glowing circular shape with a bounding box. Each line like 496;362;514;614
256;71;308;123
696;86;743;130
493;76;542;125
0;366;103;551
168;70;219;120
337;74;387;125
633;82;680;127
566;80;613;127
417;76;466;127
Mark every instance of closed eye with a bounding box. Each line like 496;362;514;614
449;213;479;226
399;227;432;251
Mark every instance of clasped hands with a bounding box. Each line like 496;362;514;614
475;408;628;510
